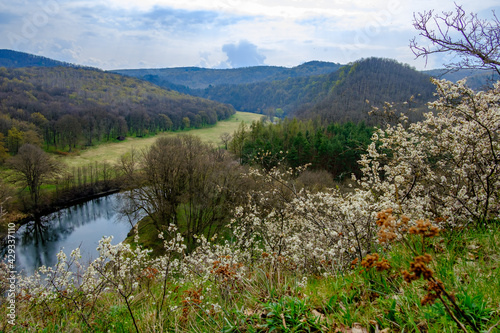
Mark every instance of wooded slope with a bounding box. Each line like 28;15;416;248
0;66;235;153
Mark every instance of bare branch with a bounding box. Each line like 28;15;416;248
410;4;500;75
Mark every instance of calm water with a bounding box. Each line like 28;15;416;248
12;193;134;276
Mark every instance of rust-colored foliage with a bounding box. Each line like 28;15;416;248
181;287;203;320
402;254;433;283
409;219;440;238
360;253;391;272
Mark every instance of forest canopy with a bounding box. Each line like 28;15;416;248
191;58;436;124
0;66;235;152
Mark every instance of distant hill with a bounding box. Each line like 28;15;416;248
0;66;235;152
120;58;436;125
293;58;436;124
111;61;344;90
189;58;436;124
0;49;90;69
0;50;437;127
423;68;500;90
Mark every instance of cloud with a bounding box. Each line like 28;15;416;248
131;6;255;34
219;40;266;68
0;0;495;70
142;7;219;31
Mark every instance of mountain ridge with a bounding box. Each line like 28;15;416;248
0;49;95;69
3;49;494;127
111;61;344;90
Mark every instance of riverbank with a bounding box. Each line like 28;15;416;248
0;111;262;241
0;185;122;248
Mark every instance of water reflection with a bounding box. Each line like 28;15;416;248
13;193;133;276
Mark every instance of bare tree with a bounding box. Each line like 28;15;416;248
119;135;247;248
219;132;232;150
7;144;61;210
119;137;187;230
410;4;500;74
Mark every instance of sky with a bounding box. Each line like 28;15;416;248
0;0;498;70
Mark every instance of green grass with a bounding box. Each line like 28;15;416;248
57;111;263;169
124;215;165;254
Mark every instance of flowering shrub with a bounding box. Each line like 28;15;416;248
225;165;380;274
15;224;187;332
359;79;500;225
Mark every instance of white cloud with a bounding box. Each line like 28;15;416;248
218;40;266;68
0;0;496;70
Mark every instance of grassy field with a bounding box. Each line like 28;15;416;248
58;111;263;169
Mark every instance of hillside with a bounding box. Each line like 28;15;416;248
0;49;89;69
0;50;437;131
192;58;436;124
293;58;436;124
111;61;343;90
0;66;235;152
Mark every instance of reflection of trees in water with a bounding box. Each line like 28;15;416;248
14;194;126;275
17;210;77;274
116;192;145;229
17;216;57;274
22;215;49;245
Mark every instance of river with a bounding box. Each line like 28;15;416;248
12;193;135;276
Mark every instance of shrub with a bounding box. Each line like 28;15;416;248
359;79;500;226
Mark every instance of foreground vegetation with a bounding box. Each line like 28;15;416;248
2;221;498;332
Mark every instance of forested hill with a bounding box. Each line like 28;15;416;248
0;49;90;69
192;58;436;124
111;61;343;91
0;66;235;153
293;58;436;123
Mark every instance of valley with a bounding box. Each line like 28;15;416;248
0;44;499;333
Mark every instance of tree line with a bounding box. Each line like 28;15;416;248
229;118;375;180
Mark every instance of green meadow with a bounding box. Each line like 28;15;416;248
58;111;263;169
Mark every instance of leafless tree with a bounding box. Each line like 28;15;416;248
7;144;61;209
410;4;500;75
119;135;247;248
219;132;232;150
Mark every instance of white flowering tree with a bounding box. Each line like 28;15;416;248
220;165;380;273
359;78;500;226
